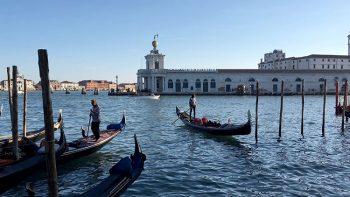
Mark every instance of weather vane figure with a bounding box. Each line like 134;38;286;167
154;34;158;40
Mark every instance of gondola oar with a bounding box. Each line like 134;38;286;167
87;115;92;137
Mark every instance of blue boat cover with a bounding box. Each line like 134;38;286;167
109;157;132;176
106;123;122;130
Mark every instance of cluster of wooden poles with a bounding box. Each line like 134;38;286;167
254;79;349;143
4;50;59;196
5;65;28;161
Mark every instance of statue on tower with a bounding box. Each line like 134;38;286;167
152;34;159;50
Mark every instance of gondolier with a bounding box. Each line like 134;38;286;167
90;99;101;141
189;94;197;121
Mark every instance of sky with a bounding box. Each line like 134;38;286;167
0;0;349;84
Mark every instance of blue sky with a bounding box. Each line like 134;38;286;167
0;0;349;83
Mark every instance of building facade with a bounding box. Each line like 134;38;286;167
1;73;35;91
137;35;350;95
78;80;113;91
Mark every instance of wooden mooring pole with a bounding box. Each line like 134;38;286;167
38;49;59;197
11;66;19;160
335;80;339;114
342;80;348;132
279;80;284;138
7;67;13;129
301;79;304;136
322;79;327;136
23;79;27;137
255;81;259;143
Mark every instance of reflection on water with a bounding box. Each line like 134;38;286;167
1;92;350;196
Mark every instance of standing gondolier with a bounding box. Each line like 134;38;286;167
189;94;196;121
90;99;100;141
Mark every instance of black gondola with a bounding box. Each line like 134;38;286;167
176;106;251;136
0;111;63;156
80;134;146;197
0;128;67;194
59;114;126;162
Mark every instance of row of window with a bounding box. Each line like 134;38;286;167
168;79;216;89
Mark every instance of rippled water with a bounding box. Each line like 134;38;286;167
1;91;350;196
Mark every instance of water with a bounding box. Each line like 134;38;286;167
1;91;350;196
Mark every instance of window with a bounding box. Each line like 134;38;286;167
168;79;173;88
333;65;336;69
341;65;344;69
314;59;316;61
327;65;329;69
328;59;330;62
313;64;316;69
293;65;295;69
341;59;344;62
195;79;201;88
155;61;159;69
272;78;278;82
210;79;216;88
333;59;335;62
322;65;324;69
295;77;302;82
183;79;188;88
298;60;301;62
225;78;232;82
322;59;324;61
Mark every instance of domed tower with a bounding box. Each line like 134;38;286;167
145;34;165;70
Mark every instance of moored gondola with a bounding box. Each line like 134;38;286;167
80;134;146;197
0;127;67;194
59;114;126;162
0;110;63;156
176;106;251;136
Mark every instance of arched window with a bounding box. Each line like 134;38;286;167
168;79;173;88
210;79;216;88
195;79;201;88
183;79;188;88
272;78;278;82
249;78;255;82
319;78;325;82
295;77;302;82
225;78;232;82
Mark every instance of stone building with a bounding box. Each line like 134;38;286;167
137;34;350;95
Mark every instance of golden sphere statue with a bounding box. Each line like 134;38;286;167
152;40;158;48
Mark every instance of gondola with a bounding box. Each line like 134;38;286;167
0;127;67;194
0;110;63;155
176;106;251;136
59;114;126;162
80;134;146;197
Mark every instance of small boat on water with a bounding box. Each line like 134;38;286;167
59;114;126;162
0;110;63;155
176;106;251;136
0;128;67;194
80;134;146;197
132;93;160;99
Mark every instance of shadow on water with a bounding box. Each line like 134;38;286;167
175;124;251;153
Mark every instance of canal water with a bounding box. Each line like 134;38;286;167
1;91;350;196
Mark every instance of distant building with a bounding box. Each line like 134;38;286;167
50;80;61;90
118;83;137;92
61;81;79;90
1;73;35;91
137;34;350;95
78;80;112;91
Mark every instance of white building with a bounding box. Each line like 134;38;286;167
137;34;350;95
1;73;35;91
60;81;80;91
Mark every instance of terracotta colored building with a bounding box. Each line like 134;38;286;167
78;80;112;91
